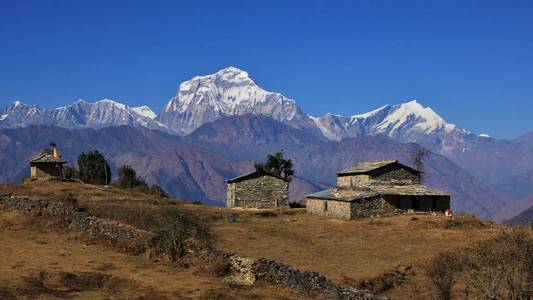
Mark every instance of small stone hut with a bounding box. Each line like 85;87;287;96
226;171;289;209
29;145;67;180
306;160;450;219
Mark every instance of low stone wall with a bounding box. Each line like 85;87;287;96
226;252;386;299
254;258;387;300
0;194;154;255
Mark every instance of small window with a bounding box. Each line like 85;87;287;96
324;201;328;212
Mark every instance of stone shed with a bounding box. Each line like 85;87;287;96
226;171;289;209
306;160;450;219
29;145;67;180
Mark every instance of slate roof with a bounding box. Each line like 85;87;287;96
337;160;420;175
30;153;67;164
227;170;288;183
306;184;449;202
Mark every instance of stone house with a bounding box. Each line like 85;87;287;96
226;171;289;209
306;160;450;219
29;145;67;180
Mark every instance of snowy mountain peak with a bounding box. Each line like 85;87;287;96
377;100;451;133
216;66;251;78
159;67;309;134
131;106;156;119
74;99;87;104
349;104;390;121
94;98;127;110
311;99;464;142
0;98;167;132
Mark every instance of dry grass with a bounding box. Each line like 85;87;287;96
0;181;508;298
0;211;299;299
211;213;500;282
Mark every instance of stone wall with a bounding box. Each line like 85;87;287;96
351;196;400;219
226;254;387;300
371;166;420;184
0;193;385;299
0;194;154;254
306;199;352;219
337;175;370;188
229;175;288;208
308;195;450;220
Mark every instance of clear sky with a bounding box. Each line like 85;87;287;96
0;0;532;139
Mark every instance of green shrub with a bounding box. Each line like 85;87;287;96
114;165;168;198
77;151;111;185
63;166;78;180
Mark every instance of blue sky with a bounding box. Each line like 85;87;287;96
0;0;532;139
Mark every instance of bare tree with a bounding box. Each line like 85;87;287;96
411;148;428;182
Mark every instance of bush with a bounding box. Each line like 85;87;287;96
62;193;78;206
199;254;231;277
152;209;212;262
423;251;464;300
254;151;294;182
149;184;168;198
423;229;533;300
77;151;111;185
464;230;533;300
63;166;78;180
442;213;487;229
116;165;145;189
114;165;168;198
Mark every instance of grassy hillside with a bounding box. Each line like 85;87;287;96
0;181;531;299
0;211;297;299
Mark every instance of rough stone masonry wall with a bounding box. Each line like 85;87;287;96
371;166;420;184
227;255;387;300
351;196;400;219
233;175;288;208
0;194;154;254
306;199;352;220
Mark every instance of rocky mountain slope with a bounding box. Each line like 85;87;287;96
507;198;533;225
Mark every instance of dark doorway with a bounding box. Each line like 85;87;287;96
412;198;420;210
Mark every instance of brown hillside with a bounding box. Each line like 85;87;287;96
0;181;508;298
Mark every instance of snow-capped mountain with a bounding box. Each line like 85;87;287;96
157;66;315;134
0;99;168;132
310;100;470;143
0;101;46;127
0;67;483;149
156;66;473;150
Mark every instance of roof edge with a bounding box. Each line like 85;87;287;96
227;170;288;183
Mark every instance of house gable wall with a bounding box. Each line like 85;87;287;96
227;175;288;208
337;164;420;188
371;165;420;184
